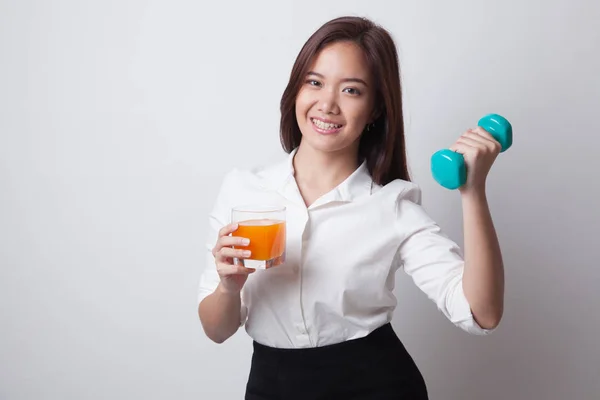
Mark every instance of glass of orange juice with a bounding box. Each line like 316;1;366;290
231;205;286;269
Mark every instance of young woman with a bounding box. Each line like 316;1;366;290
198;15;504;399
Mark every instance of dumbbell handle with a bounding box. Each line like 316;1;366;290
431;114;513;190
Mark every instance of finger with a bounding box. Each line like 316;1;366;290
470;127;501;149
216;247;252;262
212;235;250;258
449;142;472;155
463;131;501;153
456;135;487;150
471;126;495;140
218;223;239;238
217;235;250;249
217;263;256;276
462;130;491;144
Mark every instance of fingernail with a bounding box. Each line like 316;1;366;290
243;250;251;257
242;238;250;245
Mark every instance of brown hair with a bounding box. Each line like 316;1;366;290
279;16;410;185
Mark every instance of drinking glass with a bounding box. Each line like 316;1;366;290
231;205;286;269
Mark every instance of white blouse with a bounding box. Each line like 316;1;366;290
197;149;494;348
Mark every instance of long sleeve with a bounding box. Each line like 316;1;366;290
395;184;495;336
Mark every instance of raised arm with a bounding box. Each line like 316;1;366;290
451;126;505;329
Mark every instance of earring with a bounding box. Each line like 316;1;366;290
367;122;375;132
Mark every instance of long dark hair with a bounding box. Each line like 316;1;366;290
279;16;410;185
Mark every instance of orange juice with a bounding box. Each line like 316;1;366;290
234;219;286;262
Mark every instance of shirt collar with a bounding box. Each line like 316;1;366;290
262;148;374;206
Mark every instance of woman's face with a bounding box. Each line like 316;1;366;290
295;41;377;156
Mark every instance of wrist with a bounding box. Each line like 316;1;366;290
216;282;241;297
460;186;487;202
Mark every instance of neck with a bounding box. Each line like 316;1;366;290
293;142;360;192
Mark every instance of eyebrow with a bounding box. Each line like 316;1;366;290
307;71;369;87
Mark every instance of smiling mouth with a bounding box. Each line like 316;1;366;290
310;118;343;133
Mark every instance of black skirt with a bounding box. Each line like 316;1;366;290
245;323;429;399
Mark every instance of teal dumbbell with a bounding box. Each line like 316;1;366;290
431;114;513;190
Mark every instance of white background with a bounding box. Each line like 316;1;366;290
1;1;599;399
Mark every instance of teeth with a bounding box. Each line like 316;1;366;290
312;118;342;130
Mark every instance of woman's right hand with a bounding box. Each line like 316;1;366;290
211;223;255;295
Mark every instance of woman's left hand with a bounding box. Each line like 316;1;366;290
449;127;502;194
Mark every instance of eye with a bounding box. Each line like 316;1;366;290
305;79;321;87
343;87;361;95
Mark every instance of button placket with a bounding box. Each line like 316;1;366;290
286;203;311;347
296;209;313;346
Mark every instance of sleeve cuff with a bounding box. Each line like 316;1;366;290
450;283;497;336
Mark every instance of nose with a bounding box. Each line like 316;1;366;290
317;88;340;115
